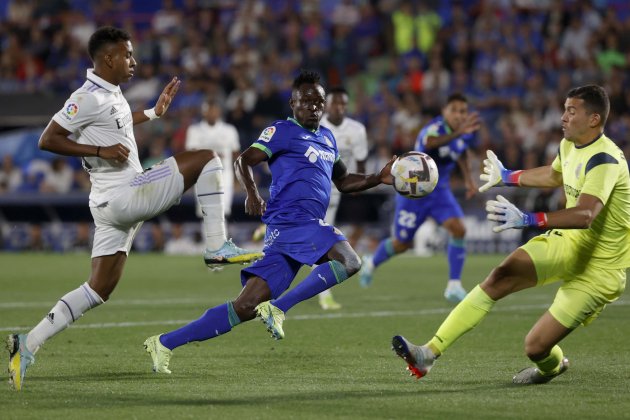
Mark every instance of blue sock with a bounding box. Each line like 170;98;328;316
159;302;240;350
373;238;396;268
447;238;466;280
273;261;348;313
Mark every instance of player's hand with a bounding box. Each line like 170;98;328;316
486;195;527;232
244;193;266;216
459;112;481;135
155;77;181;117
99;143;130;163
379;155;397;185
479;150;506;192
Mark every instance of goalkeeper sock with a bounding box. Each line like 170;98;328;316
196;157;227;251
427;285;496;356
373;238;396;267
535;345;564;375
26;282;104;354
273;261;348;313
160;302;237;350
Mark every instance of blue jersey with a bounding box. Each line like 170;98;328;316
252;118;339;225
415;116;476;189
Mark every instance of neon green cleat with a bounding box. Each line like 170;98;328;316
143;335;172;374
255;301;285;340
6;333;35;391
319;292;342;310
203;239;263;269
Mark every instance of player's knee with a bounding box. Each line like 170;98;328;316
342;254;362;277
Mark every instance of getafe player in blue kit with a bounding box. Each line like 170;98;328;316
144;70;396;373
360;93;480;303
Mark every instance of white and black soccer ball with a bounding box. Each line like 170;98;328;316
391;151;439;199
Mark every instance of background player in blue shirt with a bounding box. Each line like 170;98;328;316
360;93;481;303
143;70;396;373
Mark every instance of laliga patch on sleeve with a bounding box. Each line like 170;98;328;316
63;102;79;120
258;126;276;142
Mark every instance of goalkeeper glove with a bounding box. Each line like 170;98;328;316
486;195;547;233
479;150;523;192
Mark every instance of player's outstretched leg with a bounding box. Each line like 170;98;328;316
512;357;569;384
255;301;285;340
6;334;35;391
143;334;173;374
391;335;436;379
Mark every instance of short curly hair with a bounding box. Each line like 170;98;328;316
87;26;131;61
292;69;322;90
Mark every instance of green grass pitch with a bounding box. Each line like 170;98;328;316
0;253;628;419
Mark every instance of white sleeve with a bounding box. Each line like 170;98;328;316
353;124;369;161
52;93;100;135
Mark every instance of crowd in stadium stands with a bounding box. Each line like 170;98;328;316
0;0;629;250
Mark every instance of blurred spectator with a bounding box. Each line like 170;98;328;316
164;223;202;255
0;155;23;193
40;157;73;194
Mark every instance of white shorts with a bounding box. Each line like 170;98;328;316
90;157;184;258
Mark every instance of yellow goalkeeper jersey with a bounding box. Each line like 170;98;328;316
551;133;630;269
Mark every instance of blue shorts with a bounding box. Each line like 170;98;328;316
393;186;463;243
241;219;347;298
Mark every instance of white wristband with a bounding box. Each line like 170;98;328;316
143;108;159;120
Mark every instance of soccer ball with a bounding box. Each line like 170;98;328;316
391;152;439;199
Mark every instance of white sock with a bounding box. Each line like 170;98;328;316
26;282;104;354
318;289;332;299
447;279;462;288
196;157;227;251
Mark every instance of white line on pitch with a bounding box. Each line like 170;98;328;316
0;300;627;332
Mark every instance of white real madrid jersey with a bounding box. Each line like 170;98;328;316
52;69;143;207
320;115;368;173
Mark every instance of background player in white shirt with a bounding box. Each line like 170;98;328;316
317;86;369;310
185;98;241;219
6;26;261;391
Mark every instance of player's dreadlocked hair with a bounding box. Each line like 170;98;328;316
88;26;131;61
292;69;322;90
567;85;610;127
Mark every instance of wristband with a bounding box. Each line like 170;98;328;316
144;108;159;120
501;169;523;186
96;146;101;157
524;212;548;229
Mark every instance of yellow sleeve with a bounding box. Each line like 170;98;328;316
580;153;620;204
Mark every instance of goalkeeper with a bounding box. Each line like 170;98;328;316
392;85;630;384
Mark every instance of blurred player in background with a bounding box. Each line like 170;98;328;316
6;26;261;391
316;86;369;310
393;85;629;384
143;70;395;374
186;98;241;221
360;93;480;303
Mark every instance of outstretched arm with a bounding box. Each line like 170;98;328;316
486;193;603;232
479;150;563;192
333;155;396;194
234;146;268;216
132;77;181;125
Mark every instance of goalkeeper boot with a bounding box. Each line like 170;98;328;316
255;301;285;340
318;291;341;310
512;357;569;384
203;239;263;269
6;333;35;391
359;255;374;288
144;335;172;374
444;282;467;303
391;335;435;379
